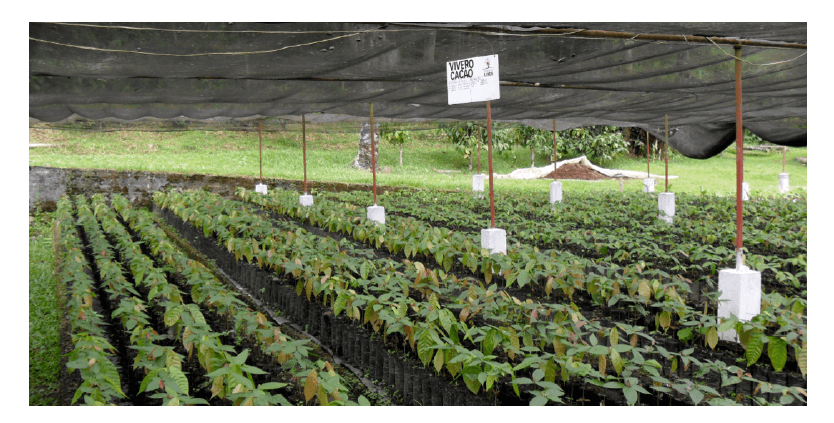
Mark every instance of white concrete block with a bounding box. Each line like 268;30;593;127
472;174;485;198
643;178;655;193
367;205;385;225
742;182;750;201
480;228;507;255
658;192;675;224
779;173;790;193
255;183;268;195
549;181;563;206
299;194;314;207
717;266;762;342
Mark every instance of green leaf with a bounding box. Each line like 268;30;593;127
418;329;435;366
717;317;736;333
589;345;608;355
358;395;371;406
767;337;788;372
659;311;671;331
797;344;807;379
433;348;445;373
529;395;548;406
517;270;531;287
258;382;288;391
163;305;183;327
168;366;189;395
461;365;481;395
482;328;497;356
746;332;764;366
232;349;250;365
623;386;638;405
706;327;718;350
709;397;742;406
689;388;704;405
611;349;624;376
544;358;557;383
610;327;619;346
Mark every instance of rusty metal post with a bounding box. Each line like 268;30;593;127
553;119;557;180
258;119;263;183
665;115;669;192
646;130;650;178
302;114;307;194
783;146;786;172
487;101;495;228
478;128;482;174
370;103;378;205
734;45;744;262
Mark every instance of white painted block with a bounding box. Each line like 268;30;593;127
549;181;563;206
717;266;762;342
255;183;268;195
742;182;750;201
299;194;314;207
657;192;675;224
779;173;790;193
643;178;655;193
480;228;507;255
472;174;485;198
367;205;385;225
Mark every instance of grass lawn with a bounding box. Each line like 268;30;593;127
29;211;61;406
28;126;807;197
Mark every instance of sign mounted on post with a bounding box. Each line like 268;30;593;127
447;54;500;105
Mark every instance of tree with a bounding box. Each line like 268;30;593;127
511;125;554;168
440;121;512;172
557;126;628;166
379;123;411;166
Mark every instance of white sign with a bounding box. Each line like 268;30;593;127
447;54;500;105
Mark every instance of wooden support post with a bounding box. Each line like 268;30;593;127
783;146;787;172
370;103;377;205
258;119;263;183
477;129;482;174
302;114;307;194
553;119;557;181
665;115;669;192
646;130;650;178
734;45;744;264
487;101;495;228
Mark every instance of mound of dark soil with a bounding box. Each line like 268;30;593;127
541;163;611;180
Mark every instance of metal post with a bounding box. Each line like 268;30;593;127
302;114;307;194
487;101;495;228
783;146;786;172
734;45;744;264
478;128;482;174
665;115;669;192
553;119;557;180
370;103;378;205
646;130;650;178
258;119;263;183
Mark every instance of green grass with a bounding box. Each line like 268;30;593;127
29;211;61;406
29;127;807;197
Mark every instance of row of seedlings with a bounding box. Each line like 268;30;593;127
109;193;358;406
323;188;808;391
155;190;503;405
160;189;706;406
236;186;807;405
54;196;126;405
73;194;210;405
78;194;289;405
325;189;806;298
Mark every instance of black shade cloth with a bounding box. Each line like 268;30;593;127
29;22;806;158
